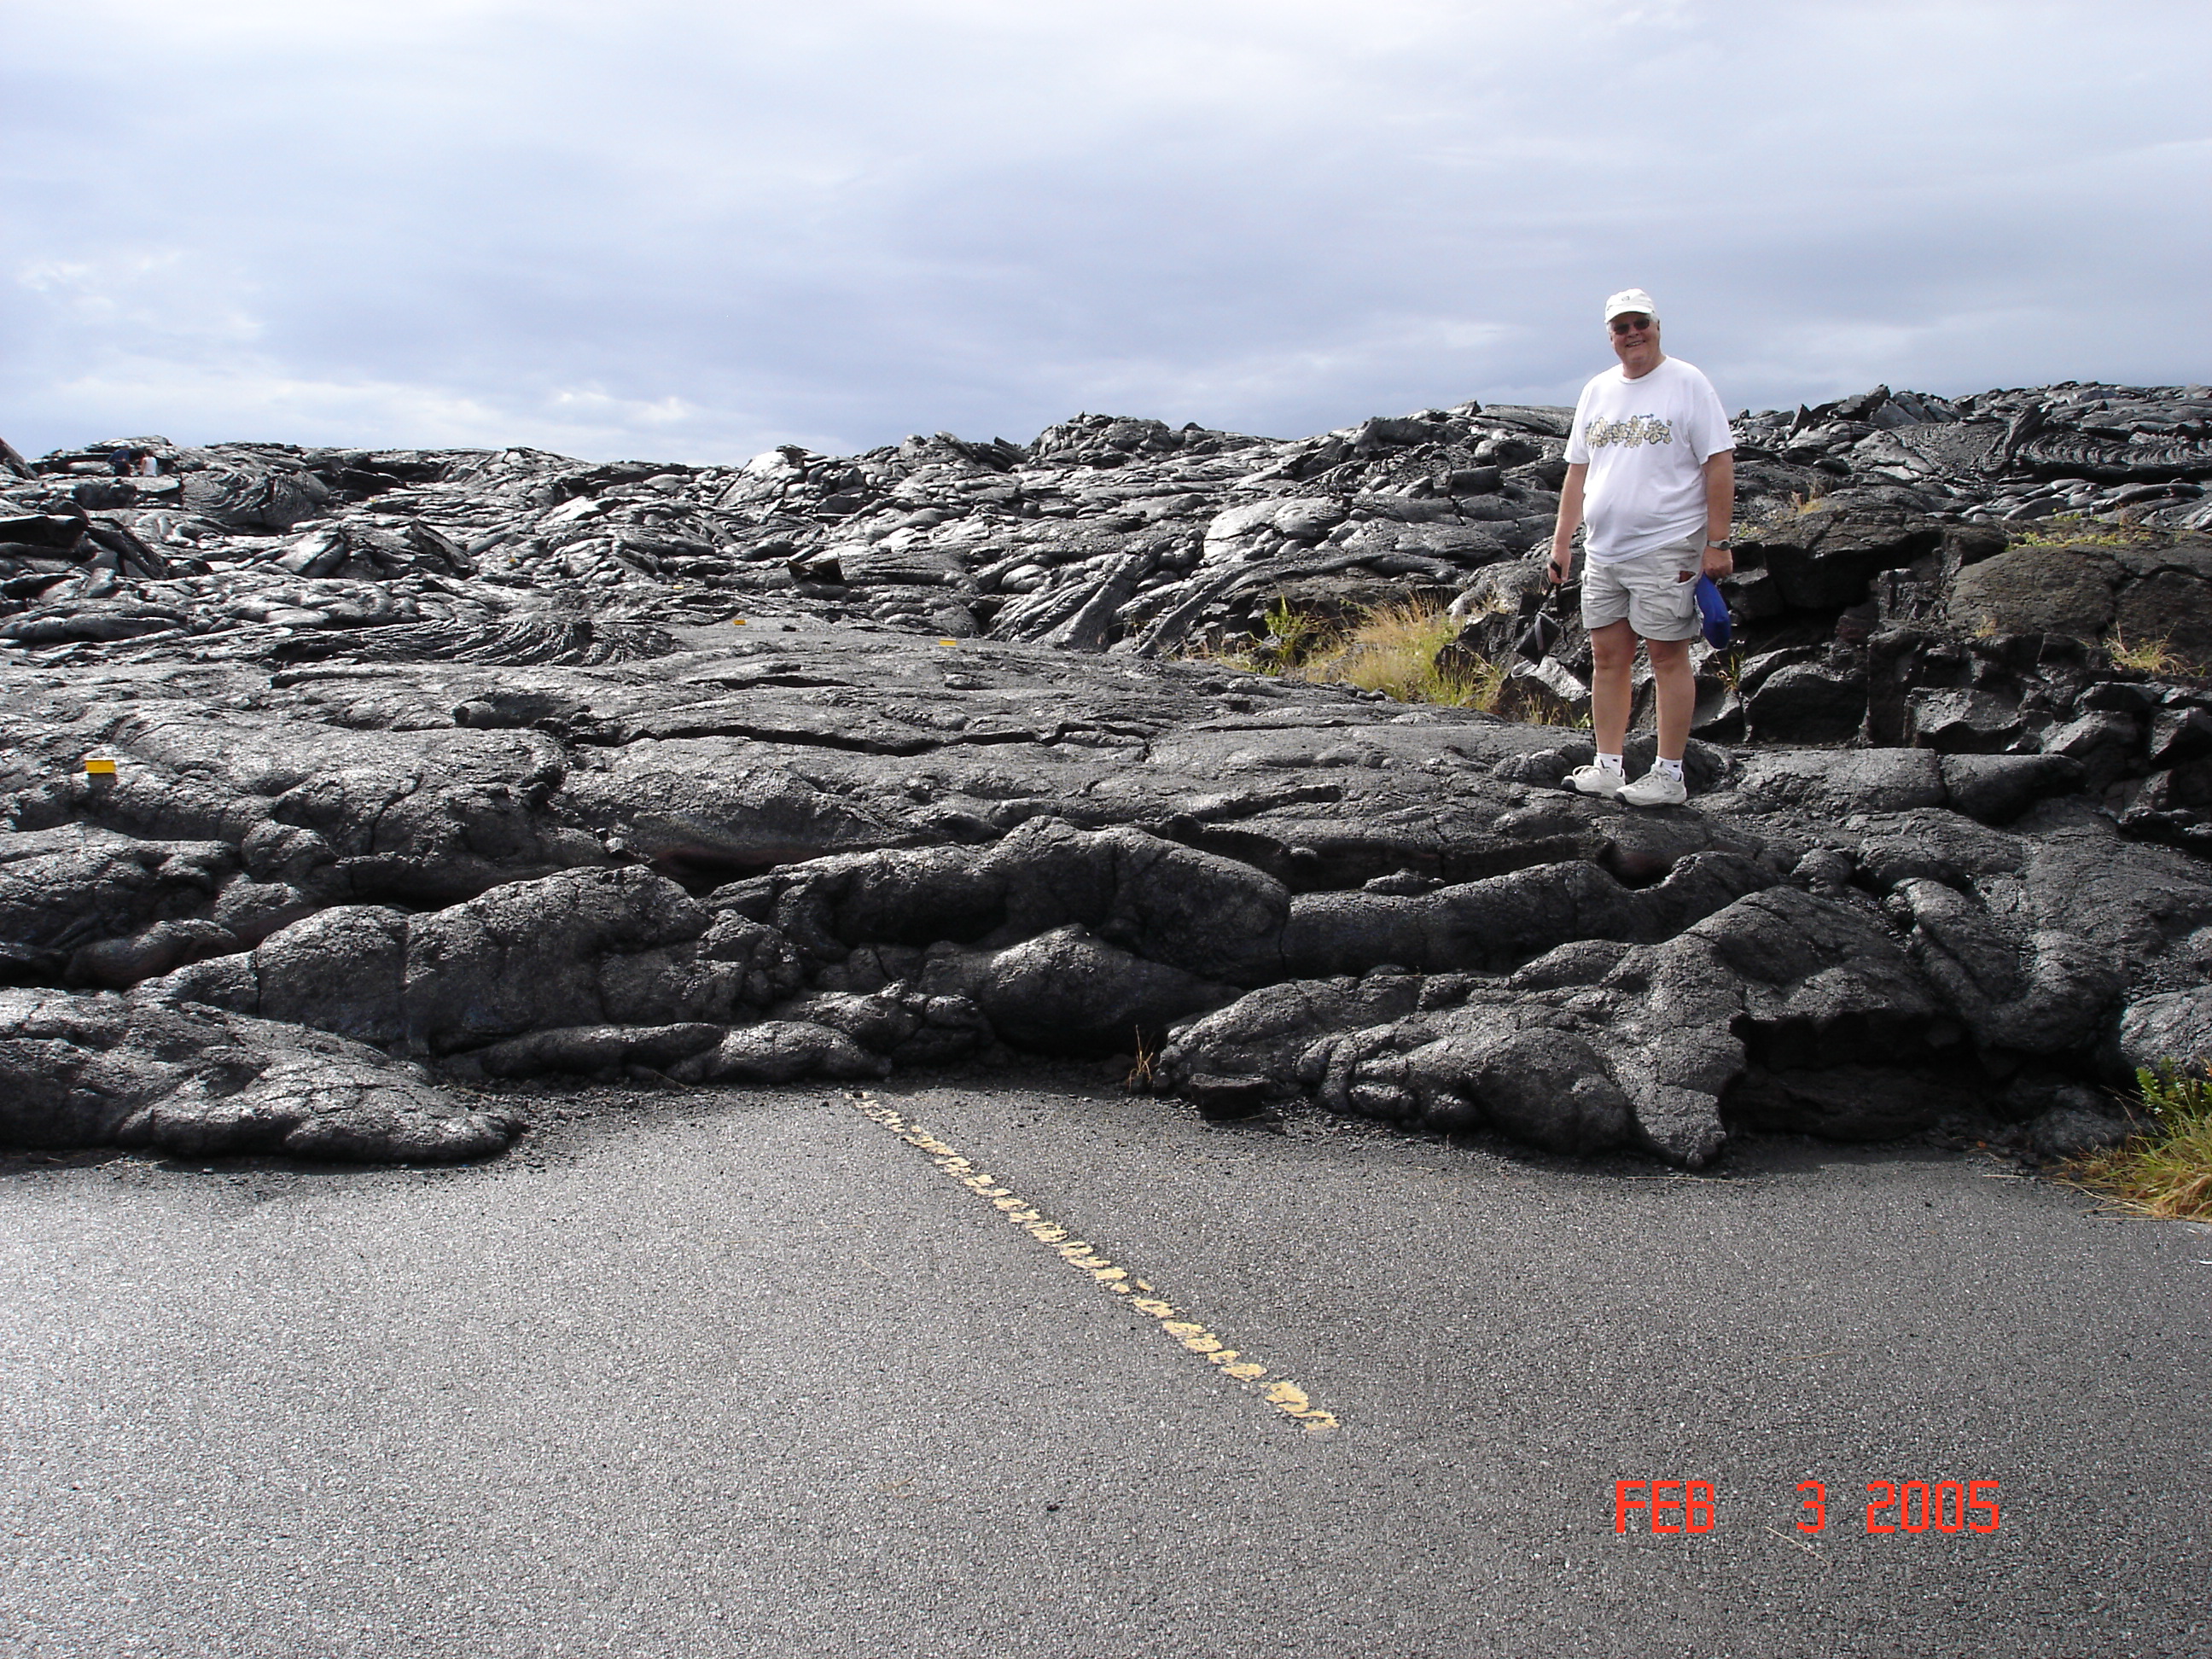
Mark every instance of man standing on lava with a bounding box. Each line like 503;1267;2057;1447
1546;287;1735;807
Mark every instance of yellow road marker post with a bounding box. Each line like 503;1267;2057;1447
845;1091;1339;1432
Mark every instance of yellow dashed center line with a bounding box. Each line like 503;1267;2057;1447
845;1091;1340;1433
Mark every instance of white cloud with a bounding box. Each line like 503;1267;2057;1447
15;251;263;345
3;3;2209;460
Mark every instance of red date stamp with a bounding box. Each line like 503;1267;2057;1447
1812;1479;2000;1534
1615;1479;2000;1534
1615;1480;1717;1533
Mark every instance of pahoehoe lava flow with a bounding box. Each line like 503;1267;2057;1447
8;381;2212;1167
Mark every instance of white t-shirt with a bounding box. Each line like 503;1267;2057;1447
1564;356;1733;563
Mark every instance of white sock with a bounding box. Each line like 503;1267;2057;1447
1596;752;1625;775
1655;757;1685;783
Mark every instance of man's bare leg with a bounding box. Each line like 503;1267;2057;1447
1588;619;1639;756
1647;635;1696;761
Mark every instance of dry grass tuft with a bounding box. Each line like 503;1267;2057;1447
2010;513;2161;550
1190;597;1515;711
1293;599;1498;707
1124;1030;1160;1094
2065;1062;2212;1221
2102;629;2205;679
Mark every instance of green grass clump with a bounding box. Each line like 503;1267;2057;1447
2067;1061;2212;1220
1249;595;1328;671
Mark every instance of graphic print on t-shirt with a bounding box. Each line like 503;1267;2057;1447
1585;415;1675;451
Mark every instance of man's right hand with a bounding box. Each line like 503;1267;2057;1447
1545;545;1573;585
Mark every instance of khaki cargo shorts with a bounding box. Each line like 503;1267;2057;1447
1581;537;1702;641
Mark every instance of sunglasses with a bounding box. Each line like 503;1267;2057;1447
1609;315;1652;335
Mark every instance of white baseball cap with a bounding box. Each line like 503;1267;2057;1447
1604;288;1658;323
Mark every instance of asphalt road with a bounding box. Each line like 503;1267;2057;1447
3;1072;2207;1659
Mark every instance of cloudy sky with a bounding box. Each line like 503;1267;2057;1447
6;1;2208;463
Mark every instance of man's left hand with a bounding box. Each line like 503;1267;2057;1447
1700;543;1734;580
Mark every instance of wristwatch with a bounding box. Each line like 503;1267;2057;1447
1705;539;1729;549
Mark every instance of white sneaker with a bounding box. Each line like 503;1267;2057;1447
1618;769;1689;808
1567;764;1622;799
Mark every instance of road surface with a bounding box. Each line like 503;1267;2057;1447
3;1070;2206;1657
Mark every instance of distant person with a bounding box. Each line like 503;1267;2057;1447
1545;288;1735;807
